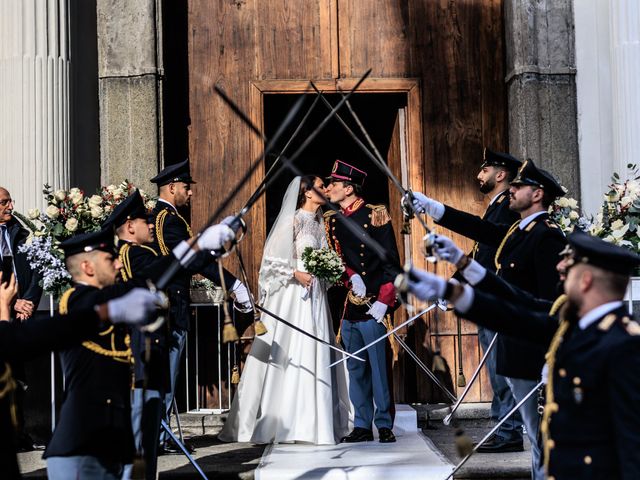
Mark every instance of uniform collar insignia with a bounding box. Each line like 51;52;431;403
342;197;365;216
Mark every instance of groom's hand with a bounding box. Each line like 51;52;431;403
367;301;388;323
349;274;366;297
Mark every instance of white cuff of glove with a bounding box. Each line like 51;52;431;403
107;288;160;325
411;192;445;221
350;274;367;297
453;284;475;314
231;280;251;305
460;259;487;286
172;240;196;266
367;300;388;323
197;224;235;251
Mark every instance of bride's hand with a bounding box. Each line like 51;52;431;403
294;270;314;288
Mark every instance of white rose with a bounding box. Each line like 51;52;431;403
45;205;60;219
65;217;79;232
106;184;117;193
556;197;569;208
27;208;40;220
90;206;104;219
54;190;67;202
88;194;103;207
567;198;578;210
620;196;633;208
606;192;620;202
611;223;629;239
113;187;125;200
569;211;579;220
611;219;625;231
69;188;83;205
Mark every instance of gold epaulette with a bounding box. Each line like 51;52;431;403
598;313;617;331
496;195;506;204
323;210;337;219
525;221;537;232
155;209;171;255
365;204;391;227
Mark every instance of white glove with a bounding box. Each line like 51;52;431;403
197;224;235;251
367;300;388;323
172;240;196;266
231;280;252;311
350;274;367;297
432;234;465;265
406;267;447;302
107;288;162;325
410;192;445;221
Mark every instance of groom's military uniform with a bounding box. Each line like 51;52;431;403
326;160;400;441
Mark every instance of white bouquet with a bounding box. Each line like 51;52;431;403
301;247;345;285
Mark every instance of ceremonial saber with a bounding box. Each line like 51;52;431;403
254;304;366;362
328;304;437;369
443;333;498;426
443;380;544;480
392;332;457;404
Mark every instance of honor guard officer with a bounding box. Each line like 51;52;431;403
0;272;158;479
465;148;524;452
412;159;567;479
148;159;251;452
43;229;163;480
406;231;640;480
105;189;234;477
325;160;400;444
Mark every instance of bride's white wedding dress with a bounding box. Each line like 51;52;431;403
219;182;352;445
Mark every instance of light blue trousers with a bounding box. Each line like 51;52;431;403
47;455;123;480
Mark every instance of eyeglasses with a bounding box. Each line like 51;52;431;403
0;199;13;207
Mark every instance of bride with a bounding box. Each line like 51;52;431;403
219;175;352;445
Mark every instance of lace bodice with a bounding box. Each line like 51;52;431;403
293;209;327;259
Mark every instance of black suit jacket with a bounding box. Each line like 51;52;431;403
0;308;107;478
438;207;566;379
5;217;43;309
461;296;640;480
148;201;237;330
44;284;135;463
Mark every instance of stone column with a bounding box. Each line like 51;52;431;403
504;0;580;200
96;0;162;192
0;0;71;210
610;1;640;175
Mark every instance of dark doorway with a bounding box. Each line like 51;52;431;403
263;93;408;231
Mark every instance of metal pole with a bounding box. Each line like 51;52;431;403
161;420;207;479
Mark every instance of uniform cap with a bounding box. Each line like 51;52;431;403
511;159;565;198
564;230;640;276
102;190;148;230
327;160;367;187
480;148;522;175
60;228;116;259
150;159;196;186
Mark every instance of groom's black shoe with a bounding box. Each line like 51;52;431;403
340;427;374;443
378;427;396;443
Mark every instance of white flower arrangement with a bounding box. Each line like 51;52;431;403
548;195;586;234
15;180;157;299
301;247;345;284
587;165;640;253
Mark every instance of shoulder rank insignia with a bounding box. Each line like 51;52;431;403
597;313;617;331
323;210;337;219
496;195;505;204
625;320;640;336
544;219;559;229
525;220;537;232
365;204;391;227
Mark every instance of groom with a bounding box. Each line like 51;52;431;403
325;160;400;443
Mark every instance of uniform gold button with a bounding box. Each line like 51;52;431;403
332;219;335;223
573;377;581;386
333;236;336;239
362;272;366;276
360;263;365;266
546;439;555;449
107;399;112;404
364;224;368;228
510;263;515;268
558;368;567;377
584;455;592;465
360;244;365;248
360;253;364;257
155;339;160;344
368;214;372;218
